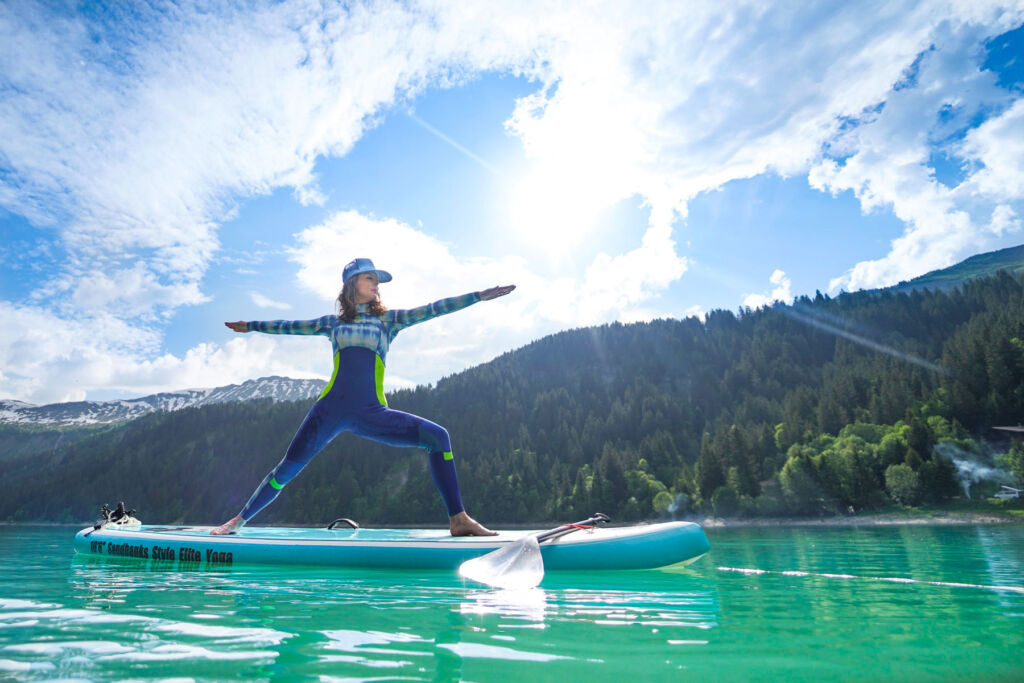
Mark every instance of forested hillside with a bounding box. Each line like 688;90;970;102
0;424;102;461
4;273;1024;525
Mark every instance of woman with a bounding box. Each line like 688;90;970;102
211;258;515;536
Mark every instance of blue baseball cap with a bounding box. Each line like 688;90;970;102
343;258;392;284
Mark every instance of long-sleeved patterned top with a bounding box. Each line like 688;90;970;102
247;292;480;405
247;291;480;369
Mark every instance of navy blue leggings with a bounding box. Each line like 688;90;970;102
239;348;464;521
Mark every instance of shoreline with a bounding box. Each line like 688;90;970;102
3;510;1023;530
698;510;1023;528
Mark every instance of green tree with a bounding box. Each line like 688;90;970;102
885;463;920;506
711;485;740;517
816;436;878;510
1004;440;1024;487
778;453;826;515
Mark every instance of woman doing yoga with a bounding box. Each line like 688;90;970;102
211;258;514;536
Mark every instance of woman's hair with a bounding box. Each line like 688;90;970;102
337;277;387;322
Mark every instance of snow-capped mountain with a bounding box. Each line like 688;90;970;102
0;376;327;426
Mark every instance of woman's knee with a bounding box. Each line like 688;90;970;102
282;406;337;467
272;458;306;486
418;421;451;452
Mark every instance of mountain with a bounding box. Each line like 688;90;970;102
0;376;326;426
893;243;1024;293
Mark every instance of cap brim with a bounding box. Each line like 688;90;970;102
375;270;392;283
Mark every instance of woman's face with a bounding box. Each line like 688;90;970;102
353;272;379;304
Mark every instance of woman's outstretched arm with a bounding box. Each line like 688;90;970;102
224;316;333;335
387;285;515;330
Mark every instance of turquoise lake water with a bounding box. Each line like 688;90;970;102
1;524;1022;681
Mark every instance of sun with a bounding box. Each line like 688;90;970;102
507;165;608;255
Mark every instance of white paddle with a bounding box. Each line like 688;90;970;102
458;513;610;590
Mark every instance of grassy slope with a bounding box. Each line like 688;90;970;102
896;243;1024;291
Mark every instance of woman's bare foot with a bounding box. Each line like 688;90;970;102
450;511;498;536
210;515;244;536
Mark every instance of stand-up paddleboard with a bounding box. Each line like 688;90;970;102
73;519;710;571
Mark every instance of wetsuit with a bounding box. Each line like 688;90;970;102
237;292;481;523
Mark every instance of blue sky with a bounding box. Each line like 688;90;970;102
1;1;1023;404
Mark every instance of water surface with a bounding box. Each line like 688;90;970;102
1;524;1022;680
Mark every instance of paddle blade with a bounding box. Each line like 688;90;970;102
458;536;545;590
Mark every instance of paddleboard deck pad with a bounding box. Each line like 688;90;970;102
73;521;710;571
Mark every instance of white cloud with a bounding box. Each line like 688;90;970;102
0;1;536;319
0;300;333;404
2;1;1023;401
9;0;1020;315
959;98;1024;198
288;209;682;386
682;305;706;321
497;1;1024;292
250;292;292;310
70;264;210;316
809;16;1024;292
989;204;1022;237
573;221;688;323
743;269;793;309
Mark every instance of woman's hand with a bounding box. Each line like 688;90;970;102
225;321;250;333
479;285;516;301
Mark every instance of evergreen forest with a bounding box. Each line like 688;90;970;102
3;272;1024;525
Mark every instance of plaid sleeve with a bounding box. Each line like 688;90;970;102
386;292;481;331
247;315;334;335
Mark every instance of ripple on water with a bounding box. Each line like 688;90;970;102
437;642;572;662
6;641;134;656
0;658;53;673
0;595;290;675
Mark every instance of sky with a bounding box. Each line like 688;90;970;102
1;0;1023;405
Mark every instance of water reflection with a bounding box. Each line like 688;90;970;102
54;554;720;680
456;581;719;627
459;588;549;621
443;580;718;680
975;525;1024;616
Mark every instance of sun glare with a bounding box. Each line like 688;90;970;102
508;167;607;254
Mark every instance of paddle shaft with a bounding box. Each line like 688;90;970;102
535;513;610;543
